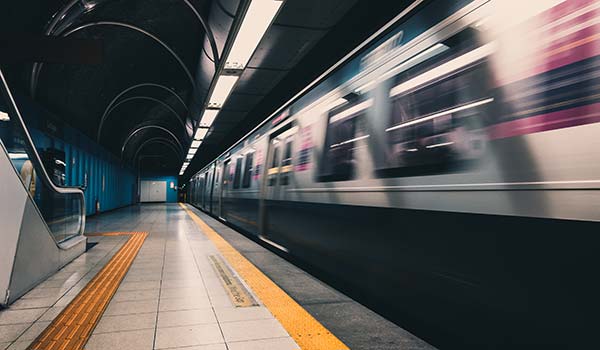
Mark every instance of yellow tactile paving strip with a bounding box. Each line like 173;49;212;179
27;232;148;350
180;203;349;350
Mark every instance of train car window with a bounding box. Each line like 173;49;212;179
242;152;254;188
268;145;279;186
222;160;230;190
380;26;493;177
233;157;242;189
280;139;293;186
318;98;372;182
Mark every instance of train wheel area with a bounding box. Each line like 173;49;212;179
0;203;433;350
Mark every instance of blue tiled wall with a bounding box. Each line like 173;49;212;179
141;176;178;203
13;95;138;215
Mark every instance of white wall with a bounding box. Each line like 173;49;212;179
140;180;167;202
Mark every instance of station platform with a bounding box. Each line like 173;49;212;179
0;203;433;350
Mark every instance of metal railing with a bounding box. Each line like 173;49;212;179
0;68;85;243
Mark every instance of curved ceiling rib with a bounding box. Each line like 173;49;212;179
97;83;188;141
31;21;196;96
33;0;217;96
121;125;183;157
98;96;188;142
181;0;220;68
134;137;184;162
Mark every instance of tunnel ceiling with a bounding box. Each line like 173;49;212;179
2;0;414;176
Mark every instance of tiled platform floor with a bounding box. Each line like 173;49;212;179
0;204;298;350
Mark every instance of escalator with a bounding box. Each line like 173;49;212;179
0;68;86;306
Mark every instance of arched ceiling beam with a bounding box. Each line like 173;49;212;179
121;125;183;158
31;21;196;96
97;83;188;142
34;0;217;96
181;0;220;68
133;137;183;163
98;95;187;142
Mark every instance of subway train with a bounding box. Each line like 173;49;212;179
188;0;600;347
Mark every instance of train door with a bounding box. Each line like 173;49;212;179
259;125;296;237
219;159;231;219
212;163;221;215
205;165;215;212
265;127;296;201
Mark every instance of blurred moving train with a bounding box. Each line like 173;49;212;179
188;0;600;347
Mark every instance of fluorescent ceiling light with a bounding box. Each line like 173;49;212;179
191;140;202;148
194;127;209;140
209;75;238;108
200;109;219;127
386;98;494;132
389;44;494;98
0;111;9;121
329;99;373;124
226;0;283;69
9;152;28;160
188;148;197;156
186;154;194;160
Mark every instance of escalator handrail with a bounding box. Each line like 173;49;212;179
0;68;86;241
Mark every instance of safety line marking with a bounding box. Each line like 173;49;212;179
27;232;148;350
179;203;349;350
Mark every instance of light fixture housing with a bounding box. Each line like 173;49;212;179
225;0;284;70
208;75;239;108
199;109;219;128
194;127;209;140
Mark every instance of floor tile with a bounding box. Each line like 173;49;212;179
9;297;57;310
157;309;216;328
160;286;207;299
208;294;234;308
38;306;64;322
227;337;298;350
104;300;158;316
220;319;289;343
0;308;46;325
0;324;28;343
154;323;223;349
16;321;50;341
161;279;205;289
112;289;160;302
93;313;157;334
21;287;64;299
5;340;30;350
117;280;161;291
84;329;154;350
214;307;272;323
158;297;212;312
168;345;227;350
